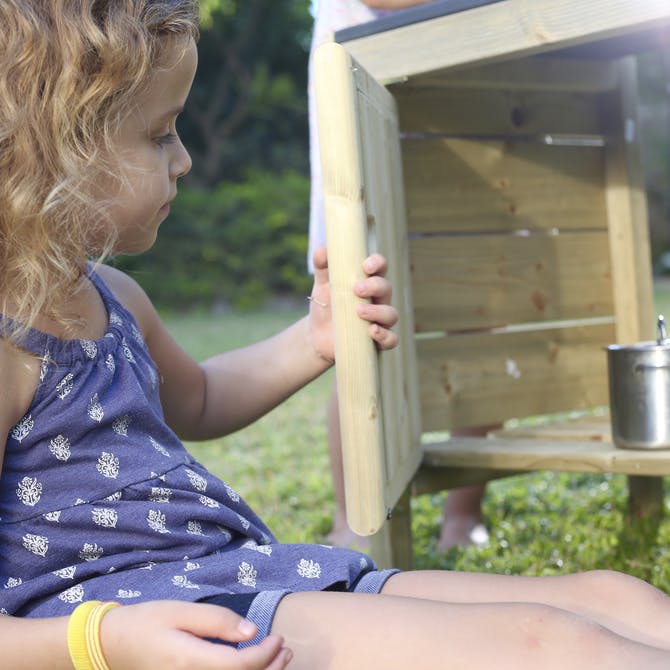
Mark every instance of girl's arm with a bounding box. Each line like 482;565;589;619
0;602;292;669
0;613;70;669
98;249;397;440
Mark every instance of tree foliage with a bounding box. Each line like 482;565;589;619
182;0;312;187
116;169;312;309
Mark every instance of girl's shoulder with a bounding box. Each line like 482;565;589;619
95;265;161;342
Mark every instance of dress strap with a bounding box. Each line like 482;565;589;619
85;265;138;329
0;311;52;357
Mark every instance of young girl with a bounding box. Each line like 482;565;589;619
2;2;670;669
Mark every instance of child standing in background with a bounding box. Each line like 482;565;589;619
3;2;670;669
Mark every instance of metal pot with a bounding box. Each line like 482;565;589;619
607;315;670;449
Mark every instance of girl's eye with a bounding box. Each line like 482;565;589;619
154;132;178;147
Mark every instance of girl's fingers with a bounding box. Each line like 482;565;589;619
363;253;388;277
354;276;392;303
369;324;399;350
158;602;258;643
267;647;294;669
356;303;398;329
236;635;293;670
312;247;329;280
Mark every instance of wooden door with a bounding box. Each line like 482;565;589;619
314;42;422;535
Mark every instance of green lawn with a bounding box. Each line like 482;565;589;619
162;283;670;591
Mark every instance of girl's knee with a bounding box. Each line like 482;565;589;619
575;569;667;607
521;602;619;658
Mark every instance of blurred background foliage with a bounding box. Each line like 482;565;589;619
114;0;313;308
114;1;670;308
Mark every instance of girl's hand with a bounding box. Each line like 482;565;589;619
102;600;293;669
310;247;399;362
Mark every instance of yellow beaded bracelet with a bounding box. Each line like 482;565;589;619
67;600;121;670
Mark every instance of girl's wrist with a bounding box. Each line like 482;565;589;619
67;601;121;670
303;315;335;370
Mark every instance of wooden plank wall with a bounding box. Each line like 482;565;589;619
391;57;630;431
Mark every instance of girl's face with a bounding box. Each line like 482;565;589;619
104;37;197;255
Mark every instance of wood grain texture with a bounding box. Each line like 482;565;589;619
409;231;614;331
315;43;423;534
417;323;614;430
341;0;670;84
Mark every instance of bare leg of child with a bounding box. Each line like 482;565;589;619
435;423;502;552
272;578;670;670
437;482;488;551
382;570;670;650
274;597;669;669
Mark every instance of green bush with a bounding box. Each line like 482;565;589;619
114;169;312;309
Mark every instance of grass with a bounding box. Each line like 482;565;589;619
161;283;670;591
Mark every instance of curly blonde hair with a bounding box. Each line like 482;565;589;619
0;0;199;339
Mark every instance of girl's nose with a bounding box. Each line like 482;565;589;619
171;137;192;179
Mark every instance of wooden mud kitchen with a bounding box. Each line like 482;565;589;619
314;0;670;568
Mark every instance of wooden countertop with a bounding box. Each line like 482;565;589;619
335;0;670;84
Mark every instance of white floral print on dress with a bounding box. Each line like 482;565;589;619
121;337;135;363
186;520;204;536
109;312;123;326
297;559;321;579
172;575;199;589
225;484;240;502
147;509;170;534
92;508;118;528
149;437;170;458
22;534;49;557
48;435;71;461
53;566;76;580
112;415;132;436
39;354;50;382
59;584;84;604
55;373;74;400
80;340;97;359
105;354;115;373
11;415;34;442
185;468;207;492
237;562;257;588
198;495;219;508
88;394;104;422
79;543;104;561
16;476;42;507
149;487;172;503
242;540;273;557
96;452;119;478
130;323;144;344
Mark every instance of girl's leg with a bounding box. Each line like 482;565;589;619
271;590;669;670
383;570;670;650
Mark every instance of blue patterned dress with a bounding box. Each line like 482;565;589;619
0;270;394;641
